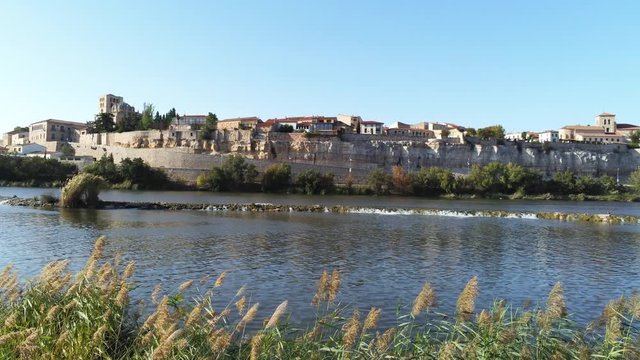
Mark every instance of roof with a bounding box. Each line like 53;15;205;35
29;119;87;128
617;123;640;129
575;132;626;137
179;114;207;118
218;117;261;123
598;112;616;116
561;125;604;130
540;130;559;133
361;120;384;125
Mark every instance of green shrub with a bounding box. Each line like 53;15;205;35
262;163;291;192
411;167;457;195
629;168;640;193
199;155;258;192
0;155;77;184
82;155;173;190
367;169;392;195
295;169;335;195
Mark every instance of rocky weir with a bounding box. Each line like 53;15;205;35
1;195;639;225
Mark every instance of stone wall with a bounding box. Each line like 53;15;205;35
72;130;640;185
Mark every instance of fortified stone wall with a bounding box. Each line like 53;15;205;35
72;130;640;185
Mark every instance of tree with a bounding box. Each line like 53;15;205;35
87;113;115;133
140;103;155;130
477;125;505;140
629;168;640;192
392;166;412;194
367;169;392;195
441;129;450;138
465;128;477;137
198;155;258;191
278;124;294;133
411;167;456;195
200;112;219;140
262;163;291;192
630;131;640;145
60;143;75;157
295;169;334;195
13;126;28;133
116;112;142;132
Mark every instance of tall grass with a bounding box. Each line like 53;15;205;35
60;173;106;208
1;238;640;359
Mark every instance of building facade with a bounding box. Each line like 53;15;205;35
29;119;87;143
98;94;136;123
539;130;559;143
360;121;384;134
595;113;616;133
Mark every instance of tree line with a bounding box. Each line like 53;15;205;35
195;155;640;197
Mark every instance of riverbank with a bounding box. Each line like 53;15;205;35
2;195;638;225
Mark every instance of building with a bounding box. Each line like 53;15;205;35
2;130;29;146
168;115;208;142
360;121;384;134
336;115;362;133
559;125;603;141
216;117;261;131
594;112;616;133
98;94;136;123
29;119;88;143
574;132;626;144
616;123;640;138
539;130;559;143
387;127;433;137
9;143;47;156
505;132;525;141
388;121;410;129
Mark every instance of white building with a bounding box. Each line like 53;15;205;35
539;130;559;143
9;143;47;155
360;121;384;135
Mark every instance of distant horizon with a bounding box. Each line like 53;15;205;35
1;1;639;134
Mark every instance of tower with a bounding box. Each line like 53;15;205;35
595;113;616;134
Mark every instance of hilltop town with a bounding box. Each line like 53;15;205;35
2;94;640;184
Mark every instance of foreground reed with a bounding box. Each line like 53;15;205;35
1;238;640;359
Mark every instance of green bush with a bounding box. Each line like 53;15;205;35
367;169;392;195
411;167;457;195
295;169;335;195
0;155;77;184
198;155;258;192
262;163;291;192
628;169;640;193
82;155;173;190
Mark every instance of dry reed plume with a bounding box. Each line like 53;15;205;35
1;237;640;359
456;276;479;321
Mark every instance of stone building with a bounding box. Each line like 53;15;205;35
29;119;87;143
98;94;136;123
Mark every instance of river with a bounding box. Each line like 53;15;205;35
1;187;640;328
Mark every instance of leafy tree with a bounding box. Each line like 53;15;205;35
82;154;122;184
200;112;219;140
440;129;450;138
411;167;456;195
367;169;392;195
262;163;291;192
466;162;509;194
82;155;173;190
278;124;294;133
87;113;115;133
465;128;477;137
153;111;162;130
0;155;77;184
392;166;412;194
477;125;506;140
551;170;577;195
116;112;142;132
630;131;640;145
198;155;258;191
629;168;640;192
295;169;334;195
60;143;75;157
505;163;543;194
13;126;28;133
140;103;155;130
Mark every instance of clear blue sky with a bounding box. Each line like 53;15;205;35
1;0;639;133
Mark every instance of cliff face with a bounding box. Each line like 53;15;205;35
75;131;640;180
257;133;640;177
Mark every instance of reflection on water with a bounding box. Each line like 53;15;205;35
1;189;640;328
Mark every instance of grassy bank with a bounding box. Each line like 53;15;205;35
1;238;639;359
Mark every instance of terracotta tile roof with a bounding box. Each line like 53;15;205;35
561;125;604;130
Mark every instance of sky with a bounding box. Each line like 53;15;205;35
1;0;639;133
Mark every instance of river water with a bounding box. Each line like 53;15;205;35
1;187;640;328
